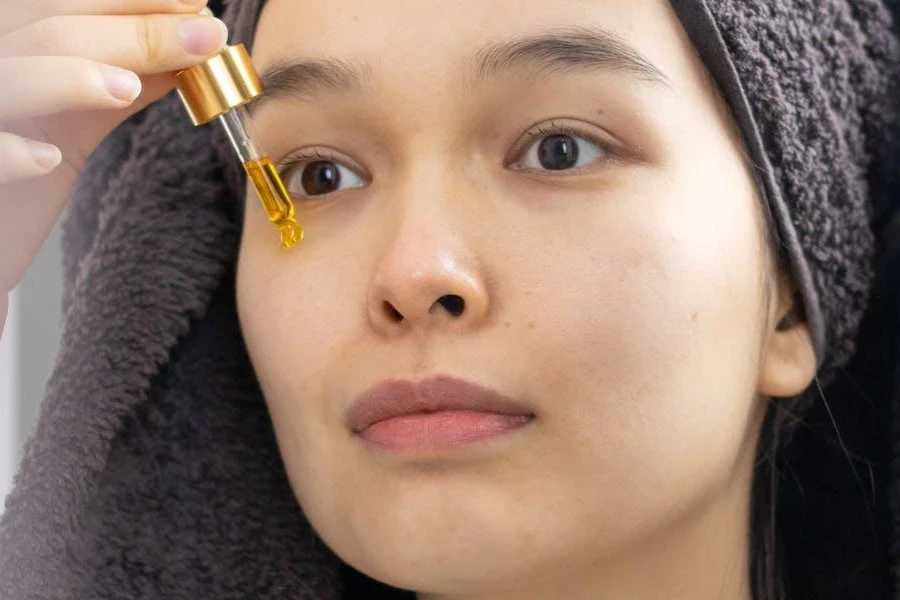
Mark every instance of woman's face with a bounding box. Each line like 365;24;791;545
237;0;808;596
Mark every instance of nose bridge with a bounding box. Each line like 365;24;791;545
367;155;490;334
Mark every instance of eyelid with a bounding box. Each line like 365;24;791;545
275;147;370;182
505;119;621;171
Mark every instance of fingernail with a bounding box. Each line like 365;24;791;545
27;141;62;170
179;17;228;55
100;65;142;103
199;7;214;17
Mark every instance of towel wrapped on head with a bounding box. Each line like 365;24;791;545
1;0;899;598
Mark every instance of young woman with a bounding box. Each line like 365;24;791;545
0;1;898;599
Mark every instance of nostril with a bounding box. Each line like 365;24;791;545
382;301;404;323
438;294;465;317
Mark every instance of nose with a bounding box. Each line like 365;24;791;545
367;229;490;335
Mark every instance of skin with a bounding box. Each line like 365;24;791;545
236;1;817;598
0;0;227;342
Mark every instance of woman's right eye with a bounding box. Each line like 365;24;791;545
281;154;368;199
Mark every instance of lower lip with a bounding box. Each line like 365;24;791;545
358;410;533;452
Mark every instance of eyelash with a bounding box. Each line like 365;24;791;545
274;121;617;185
276;147;343;180
508;120;615;171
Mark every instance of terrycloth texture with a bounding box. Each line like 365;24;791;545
667;4;900;599
0;1;898;600
0;1;347;598
672;0;900;375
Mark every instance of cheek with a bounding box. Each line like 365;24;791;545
515;173;768;525
236;195;364;456
236;156;770;582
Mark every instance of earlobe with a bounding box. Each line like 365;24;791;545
758;304;818;399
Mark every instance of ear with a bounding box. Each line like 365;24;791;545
758;283;817;398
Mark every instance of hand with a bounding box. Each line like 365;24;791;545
0;0;228;337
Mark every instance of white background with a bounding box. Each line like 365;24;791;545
0;223;63;514
0;291;19;508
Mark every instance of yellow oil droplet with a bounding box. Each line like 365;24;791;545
279;222;304;249
244;157;303;248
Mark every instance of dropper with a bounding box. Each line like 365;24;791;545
174;43;302;249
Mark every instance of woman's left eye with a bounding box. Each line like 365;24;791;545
513;132;606;172
281;157;367;199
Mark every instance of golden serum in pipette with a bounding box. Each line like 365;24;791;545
244;157;302;248
174;43;302;249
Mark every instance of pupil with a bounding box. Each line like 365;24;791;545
301;161;341;195
537;134;579;170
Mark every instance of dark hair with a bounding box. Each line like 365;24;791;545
749;225;896;600
750;386;813;600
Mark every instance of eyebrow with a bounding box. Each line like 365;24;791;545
249;27;669;114
472;27;670;86
247;58;366;116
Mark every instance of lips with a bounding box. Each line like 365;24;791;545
346;376;535;451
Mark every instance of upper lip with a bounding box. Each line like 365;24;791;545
347;375;534;433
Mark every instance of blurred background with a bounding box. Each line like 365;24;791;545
0;222;63;511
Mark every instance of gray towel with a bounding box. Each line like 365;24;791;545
0;0;898;599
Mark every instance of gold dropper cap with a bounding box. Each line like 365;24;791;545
174;44;263;126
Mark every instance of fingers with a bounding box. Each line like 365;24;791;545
0;132;62;184
0;13;228;75
0;57;143;120
0;0;210;38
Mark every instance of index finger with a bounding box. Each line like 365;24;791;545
0;0;209;38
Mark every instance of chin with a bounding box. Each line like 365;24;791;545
345;538;528;596
312;489;567;596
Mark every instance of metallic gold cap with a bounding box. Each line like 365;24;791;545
174;44;263;126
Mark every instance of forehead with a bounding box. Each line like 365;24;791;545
253;0;699;89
